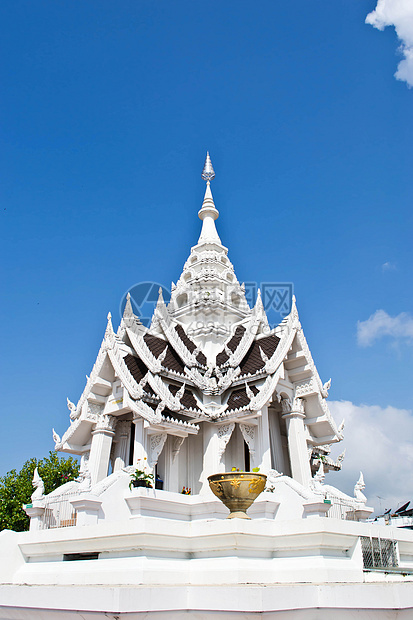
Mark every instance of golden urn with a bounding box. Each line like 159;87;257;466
208;472;267;519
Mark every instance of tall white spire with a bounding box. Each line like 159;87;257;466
161;151;251;353
198;152;221;245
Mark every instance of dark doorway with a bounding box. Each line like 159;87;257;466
244;440;250;471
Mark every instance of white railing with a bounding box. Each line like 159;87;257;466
326;497;357;521
41;493;78;529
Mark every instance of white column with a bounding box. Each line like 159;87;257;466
257;406;271;472
282;397;311;487
163;435;183;493
113;421;130;472
268;406;285;473
200;422;234;494
132;417;147;465
88;415;117;485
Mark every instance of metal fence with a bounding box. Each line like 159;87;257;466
360;536;398;570
326;497;357;521
41;493;78;529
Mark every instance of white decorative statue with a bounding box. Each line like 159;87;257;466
354;471;367;504
77;453;92;492
31;467;45;502
310;461;325;495
265;469;283;493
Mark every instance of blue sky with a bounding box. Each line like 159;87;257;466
1;1;412;506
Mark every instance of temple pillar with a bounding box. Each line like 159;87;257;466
269;406;285;473
113;420;130;472
257;405;271;472
162;434;184;493
282;397;311;487
88;415;117;485
200;422;234;494
132;416;147;465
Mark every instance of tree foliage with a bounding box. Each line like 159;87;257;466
0;451;79;532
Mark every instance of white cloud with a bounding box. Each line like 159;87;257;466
328;400;413;513
366;0;413;87
357;309;413;346
382;261;397;272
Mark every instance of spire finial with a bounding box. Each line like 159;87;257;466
202;151;215;183
197;152;221;245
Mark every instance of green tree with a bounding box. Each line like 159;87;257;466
0;451;79;532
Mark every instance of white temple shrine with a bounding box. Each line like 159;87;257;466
1;154;413;619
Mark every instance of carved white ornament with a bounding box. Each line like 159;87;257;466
245;381;255;401
239;423;256;460
149;433;167;469
67;398;76;414
107;344;145;400
217;422;235;460
94;415;117;433
172;436;185;462
281;398;292;414
321;378;331;398
125;392;162;425
126;328;166;375
147;373;183;412
87;402;104;419
336;449;346;465
52;428;62;450
295;379;315;397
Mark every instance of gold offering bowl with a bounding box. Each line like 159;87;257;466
208;472;267;519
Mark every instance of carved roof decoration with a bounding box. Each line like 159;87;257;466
124;353;149;384
216;325;246;366
168;383;201;412
239;334;280;376
226;385;259;412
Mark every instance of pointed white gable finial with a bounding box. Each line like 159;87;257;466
255;288;264;311
198;152;221;245
105;311;113;334
123;292;134;318
105;311;115;348
153;287;165;320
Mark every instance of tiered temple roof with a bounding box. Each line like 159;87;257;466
54;153;344;489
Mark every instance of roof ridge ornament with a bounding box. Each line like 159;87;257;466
201;151;215;183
